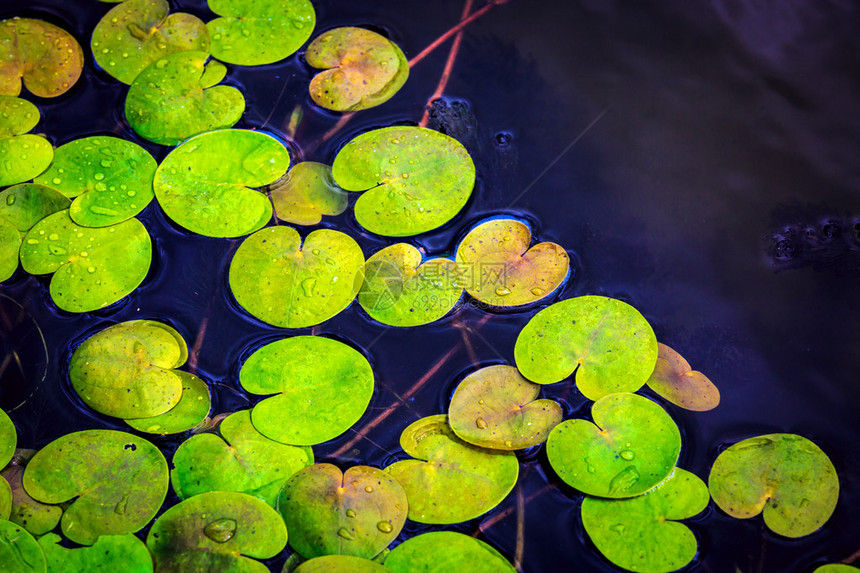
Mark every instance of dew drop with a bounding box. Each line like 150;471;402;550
301;277;316;297
312;249;320;255
336;527;354;540
345;509;356;518
94;172;105;180
495;287;512;296
87;266;96;273
204;518;237;543
475;417;488;429
127;190;136;197
52;177;62;185
5;194;15;206
26;239;38;245
608;466;640;495
376;521;393;533
619;450;635;461
609;523;625;534
156;59;169;69
364;485;373;493
94;182;107;192
48;233;59;241
90;206;120;216
530;287;545;296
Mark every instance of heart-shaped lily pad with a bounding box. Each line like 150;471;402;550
0;408;16;469
384;415;518;524
708;433;839;537
0;520;45;573
646;343;720;411
206;0;315;66
581;468;709;573
1;453;62;536
0;97;54;187
358;243;462;327
23;429;168;545
240;336;374;445
0;18;83;97
146;490;287;572
383;531;515;573
153;129;289;237
306;27;408;112
171;409;313;505
514;295;658;400
270;162;348;226
546;392;681;498
126;51;245;145
34;136;157;227
455;218;569;307
19;211;152;312
295;555;393;573
91;0;209;84
125;370;210;434
448;364;562;450
332;126;475;237
69;320;187;419
38;533;153;573
229;226;365;328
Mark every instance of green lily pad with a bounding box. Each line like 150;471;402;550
581;468;709;573
385;415;518;524
229;226;364;328
455;219;569;307
0;184;71;232
277;463;407;560
358;243;462;327
146;490;287;572
0;475;10;518
0;219;20;281
69;320;187;419
646;343;720;411
91;0;209;84
153;129;289;237
448;364;562;450
34;136;157;227
331;126;475;237
206;0;315;66
1;453;62;536
171;409;313;505
0;18;83;97
19;210;152;312
125;370;210;434
295;555;393;573
270;162;348;226
22;429;168;545
38;533;153;573
0;97;54;188
0;520;45;573
383;531;515;573
514;295;658;400
240;336;374;445
306;27;408;112
0;408;16;469
815;566;860;573
126;51;245;145
546;392;681;498
708;433;839;538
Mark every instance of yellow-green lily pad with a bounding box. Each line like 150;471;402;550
0;520;45;573
1;452;62;536
0;97;54;187
270;162;348;226
0;474;10;518
0;407;15;469
124;370;210;434
383;531;515;573
546;393;681;498
815;566;860;573
646;343;720;411
0;18;83;97
38;533;153;573
295;555;393;573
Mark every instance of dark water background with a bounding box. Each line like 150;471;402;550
1;0;859;571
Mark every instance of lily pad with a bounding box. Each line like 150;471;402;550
358;243;462;327
448;364;562;450
708;433;839;538
0;184;71;232
125;370;210;434
546;392;681;498
270;162;348;226
146;490;287;572
239;336;374;445
19;211;152;312
171;409;313;505
153;129;289;237
69;320;187;419
34;136;157;227
385;415;518;524
91;0;209;84
581;468;709;573
514;295;658;400
206;0;315;66
455;219;569;307
126;51;245;145
0;475;10;518
306;27;408;112
331;126;475;237
646;343;720;411
383;531;515;573
0;520;45;573
229;226;364;328
0;408;16;468
0;18;83;97
277;463;407;560
38;533;153;573
22;429;168;545
0;219;20;281
0;97;54;187
1;453;62;536
815;566;860;573
295;555;393;573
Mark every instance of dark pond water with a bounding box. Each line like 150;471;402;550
2;0;859;571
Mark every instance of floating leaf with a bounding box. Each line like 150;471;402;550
708;433;839;537
815;566;860;573
126;51;245;145
0;408;16;468
146;490;287;572
0;97;53;187
546;393;681;498
0;219;20;281
306;27;408;112
0;475;10;518
0;18;83;97
332;127;475;237
0;184;71;232
171;409;313;505
1;453;62;536
240;336;374;445
277;463;407;560
448;365;562;450
38;533;153;573
270;162;348;226
385;415;518;524
0;520;45;573
125;370;210;434
295;555;393;573
383;531;515;573
646;343;720;411
229;226;364;328
34;136;157;227
23;429;168;545
514;295;658;400
153;129;289;237
206;0;315;66
91;0;209;84
358;243;462;327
